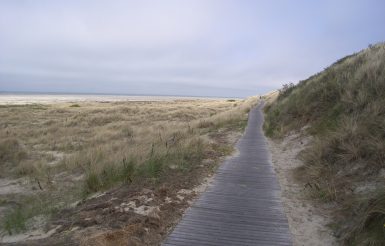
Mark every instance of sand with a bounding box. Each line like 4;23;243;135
0;178;29;195
268;132;337;246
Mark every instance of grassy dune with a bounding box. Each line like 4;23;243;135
0;97;259;236
264;42;385;244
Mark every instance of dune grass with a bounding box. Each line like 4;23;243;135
0;97;259;235
264;42;385;244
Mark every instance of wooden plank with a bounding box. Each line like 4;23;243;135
163;103;292;245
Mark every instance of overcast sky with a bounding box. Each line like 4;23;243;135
1;0;384;97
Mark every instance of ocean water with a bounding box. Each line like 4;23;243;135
0;92;236;105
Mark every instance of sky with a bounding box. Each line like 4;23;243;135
0;0;384;98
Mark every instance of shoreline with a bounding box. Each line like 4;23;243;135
0;93;241;105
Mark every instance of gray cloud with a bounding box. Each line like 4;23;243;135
1;0;384;97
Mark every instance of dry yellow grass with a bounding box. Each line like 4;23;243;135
262;90;279;106
0;97;259;235
1;98;256;179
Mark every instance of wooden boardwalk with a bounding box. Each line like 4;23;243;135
163;103;292;246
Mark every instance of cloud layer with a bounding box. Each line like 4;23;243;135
1;0;384;97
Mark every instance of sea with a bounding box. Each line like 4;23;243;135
0;92;239;105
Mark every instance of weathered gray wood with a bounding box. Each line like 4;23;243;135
163;103;292;246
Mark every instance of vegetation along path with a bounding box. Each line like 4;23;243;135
163;103;292;245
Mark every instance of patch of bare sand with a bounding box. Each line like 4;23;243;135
0;178;29;195
1;225;62;243
268;132;337;246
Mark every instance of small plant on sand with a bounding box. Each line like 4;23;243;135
120;157;135;183
2;206;26;235
1;194;60;235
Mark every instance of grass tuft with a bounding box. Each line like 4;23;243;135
3;206;26;235
2;194;60;235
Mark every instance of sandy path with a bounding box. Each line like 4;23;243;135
267;133;337;246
